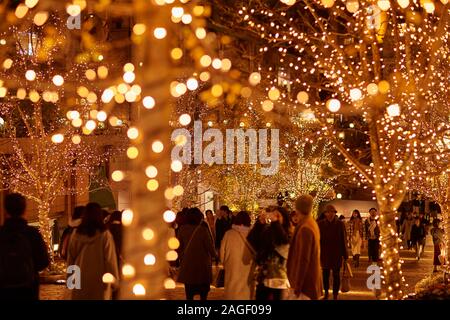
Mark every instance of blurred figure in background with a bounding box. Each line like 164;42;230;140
287;195;322;300
215;206;232;254
289;211;300;237
365;208;380;264
175;208;189;238
205;209;216;244
411;217;426;261
177;208;216;300
59;206;85;260
430;219;444;272
0;193;49;300
248;206;290;300
220;211;254;300
67;202;119;300
318;205;348;300
401;212;414;250
348;210;363;268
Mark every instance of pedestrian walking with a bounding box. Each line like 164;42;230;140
205;209;216;243
248;206;291;300
59;206;85;260
430;219;444;272
0;193;50;300
67;202;119;300
287;195;322;300
220;211;254;300
365;208;380;263
318;205;348;300
215;205;232;252
348;209;363;268
411;217;427;261
177;208;216;300
401;212;414;250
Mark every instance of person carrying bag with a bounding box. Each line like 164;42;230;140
341;260;353;293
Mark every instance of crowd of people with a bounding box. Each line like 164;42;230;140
0;193;123;300
174;197;348;300
173;201;446;301
398;211;445;271
0;192;445;301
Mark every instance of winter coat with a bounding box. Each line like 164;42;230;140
0;217;49;300
401;219;414;241
318;216;348;269
67;230;119;300
287;215;323;300
247;221;290;289
365;218;380;240
430;227;444;245
177;223;216;285
411;224;426;244
215;217;232;249
206;217;216;243
349;217;364;239
220;225;254;300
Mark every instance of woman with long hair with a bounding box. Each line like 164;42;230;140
247;206;291;300
177;208;216;300
67;202;119;300
220;211;254;300
348;209;363;268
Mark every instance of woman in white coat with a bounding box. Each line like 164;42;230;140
220;211;255;300
67;203;119;300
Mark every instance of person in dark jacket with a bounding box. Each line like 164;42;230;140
175;208;189;238
177;208;216;300
0;193;50;300
365;208;381;263
316;211;326;222
215;205;232;251
247;206;291;300
430;219;444;272
107;211;123;266
411;217;426;260
318;204;348;300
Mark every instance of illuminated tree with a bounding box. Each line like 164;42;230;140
275;131;336;216
210;0;450;299
0;10;121;263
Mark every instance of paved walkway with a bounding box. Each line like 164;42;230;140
40;236;437;300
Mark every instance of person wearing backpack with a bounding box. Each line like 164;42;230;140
0;193;50;300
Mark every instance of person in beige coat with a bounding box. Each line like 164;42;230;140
287;195;323;300
220;211;255;300
67;203;119;300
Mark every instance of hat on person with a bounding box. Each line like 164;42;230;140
324;204;337;213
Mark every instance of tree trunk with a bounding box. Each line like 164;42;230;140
378;205;404;300
120;1;172;299
37;201;54;267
